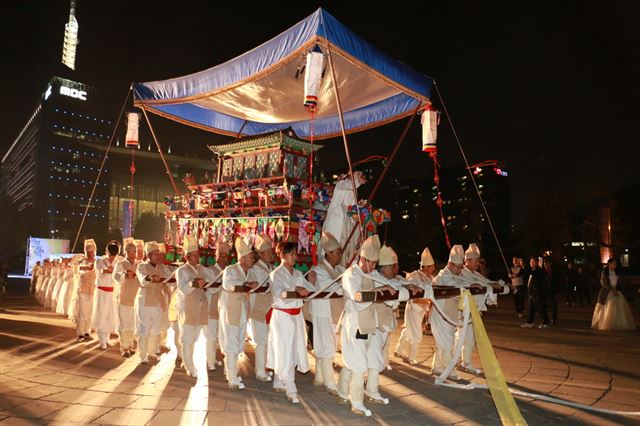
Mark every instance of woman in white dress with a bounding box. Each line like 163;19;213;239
591;259;636;331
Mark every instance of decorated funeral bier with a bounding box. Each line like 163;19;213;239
163;129;331;269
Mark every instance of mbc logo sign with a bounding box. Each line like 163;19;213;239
60;85;87;101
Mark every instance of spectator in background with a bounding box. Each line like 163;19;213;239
510;257;526;318
575;266;591;306
565;263;578;307
591;258;636;330
543;258;561;325
521;256;549;328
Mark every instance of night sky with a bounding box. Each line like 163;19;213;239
2;1;639;226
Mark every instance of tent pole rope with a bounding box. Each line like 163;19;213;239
434;81;510;275
141;107;181;197
71;84;132;253
326;45;365;246
340;106;421;255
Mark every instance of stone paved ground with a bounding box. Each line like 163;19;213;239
0;294;639;425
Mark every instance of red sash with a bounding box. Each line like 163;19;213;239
265;307;302;325
98;286;114;292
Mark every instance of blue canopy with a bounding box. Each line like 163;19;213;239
133;8;433;140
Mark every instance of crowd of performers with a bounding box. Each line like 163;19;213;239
31;233;507;417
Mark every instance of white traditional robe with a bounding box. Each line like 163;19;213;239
266;264;315;394
204;263;224;368
92;256;122;343
371;271;408;368
176;262;215;375
50;267;65;311
219;263;250;356
430;267;466;370
56;267;74;316
75;258;96;335
310;259;344;359
135;261;171;338
322;177;363;267
400;270;432;345
44;265;60;309
340;265;407;374
113;258;140;349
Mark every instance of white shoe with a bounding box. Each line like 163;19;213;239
256;373;271;382
385;365;392;371
287;393;300;404
408;359;418;365
366;394;389;405
350;402;372;417
229;381;245;390
140;356;150;364
207;365;216;371
99;343;107;350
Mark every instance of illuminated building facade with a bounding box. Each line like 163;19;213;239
1;76;213;248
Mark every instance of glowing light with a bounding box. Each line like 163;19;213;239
62;0;79;70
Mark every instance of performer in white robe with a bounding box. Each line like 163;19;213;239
37;260;52;305
75;239;97;342
266;242;316;404
43;261;60;309
56;258;75;316
322;171;366;267
248;233;275;382
92;241;123;350
135;242;172;364
30;261;42;295
337;236;400;417
156;243;173;357
310;232;344;395
430;245;466;379
204;240;230;371
176;235;216;378
395;247;436;364
368;246;412;401
219;238;257;389
167;263;182;364
50;261;66;312
135;239;145;261
113;239;140;357
457;243;506;374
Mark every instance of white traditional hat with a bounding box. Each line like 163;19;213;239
123;237;136;252
320;232;341;253
182;235;198;255
254;233;273;252
465;243;481;260
378;245;398;266
359;235;381;262
216;240;232;255
420;247;435;267
157;243;167;253
134;239;144;250
235;238;252;258
448;244;465;265
145;241;160;255
83;239;96;255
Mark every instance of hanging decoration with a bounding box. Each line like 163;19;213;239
421;104;439;153
303;45;325;113
346;204;391;237
125;112;140;148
